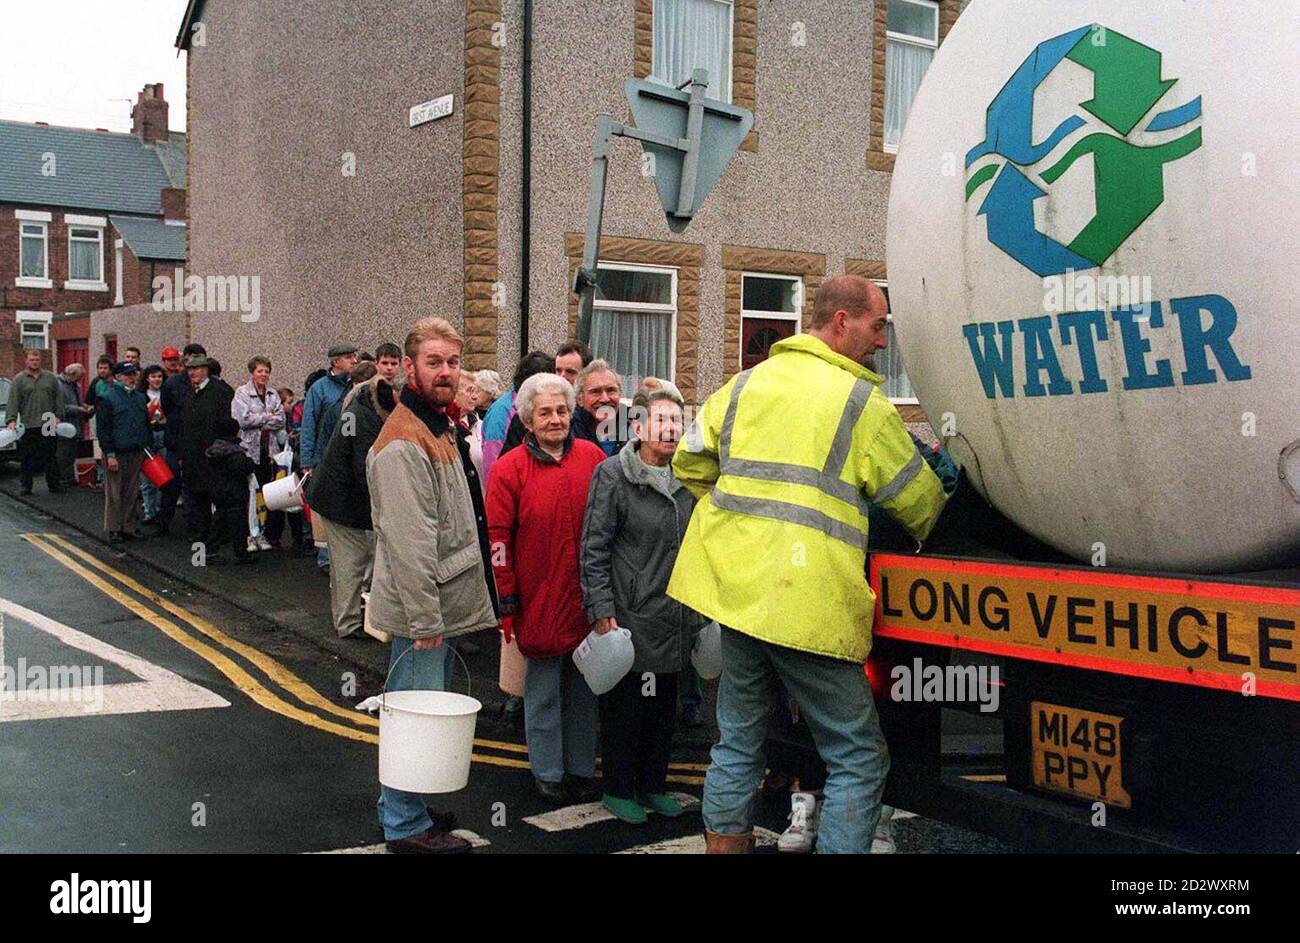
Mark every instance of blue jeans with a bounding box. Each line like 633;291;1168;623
523;653;597;783
377;636;456;841
138;431;165;520
703;626;889;854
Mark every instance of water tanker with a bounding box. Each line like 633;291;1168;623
885;0;1299;573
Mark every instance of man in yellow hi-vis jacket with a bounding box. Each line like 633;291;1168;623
668;274;948;854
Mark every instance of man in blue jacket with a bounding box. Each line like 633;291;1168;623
96;362;150;544
300;343;357;573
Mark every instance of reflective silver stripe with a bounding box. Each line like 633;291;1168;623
719;370;873;517
717;368;753;465
822;379;874;480
724;457;868;512
872;448;925;506
712;490;867;551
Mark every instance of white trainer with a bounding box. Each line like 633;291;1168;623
871;804;897;854
246;537;259;553
777;792;820;854
255;535;273;551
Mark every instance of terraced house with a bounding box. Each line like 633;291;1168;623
0;83;187;379
178;0;965;416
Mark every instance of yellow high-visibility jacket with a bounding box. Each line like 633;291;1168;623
667;333;948;663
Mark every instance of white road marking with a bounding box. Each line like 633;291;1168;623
315;830;490;853
522;792;701;833
617;826;782;854
0;597;228;722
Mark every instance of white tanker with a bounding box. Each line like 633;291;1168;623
885;0;1299;572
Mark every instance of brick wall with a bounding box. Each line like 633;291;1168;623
1;203;117;376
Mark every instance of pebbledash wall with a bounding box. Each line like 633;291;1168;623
184;0;966;410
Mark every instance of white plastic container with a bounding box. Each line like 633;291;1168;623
360;591;390;644
691;621;722;680
378;690;482;793
572;626;635;695
261;473;303;512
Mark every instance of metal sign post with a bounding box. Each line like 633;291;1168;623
574;69;753;344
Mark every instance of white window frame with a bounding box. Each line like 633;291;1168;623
64;214;108;291
17;221;51;288
114;238;125;306
872;279;919;404
651;0;735;104
592;260;678;385
883;0;940;155
16;311;52;351
739;271;803;368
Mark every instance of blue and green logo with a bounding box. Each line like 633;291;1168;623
965;24;1202;277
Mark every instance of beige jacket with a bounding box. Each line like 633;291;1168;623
366;401;496;640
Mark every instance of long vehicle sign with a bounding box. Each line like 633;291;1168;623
869;555;1300;701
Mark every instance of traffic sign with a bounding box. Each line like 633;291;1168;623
623;72;753;232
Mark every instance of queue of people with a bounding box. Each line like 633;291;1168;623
7;272;952;855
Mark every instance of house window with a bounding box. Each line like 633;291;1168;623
740;273;802;369
884;0;939;153
19;223;48;282
652;0;734;102
873;282;917;402
64;214;107;290
69;227;103;283
591;262;677;392
16;312;52;350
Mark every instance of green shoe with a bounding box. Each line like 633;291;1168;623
637;792;685;818
602;793;648;824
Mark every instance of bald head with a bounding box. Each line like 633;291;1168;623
809;273;891;368
812;274;883;329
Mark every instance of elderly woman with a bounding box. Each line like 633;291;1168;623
580;386;705;822
486;373;606;804
473;369;505;418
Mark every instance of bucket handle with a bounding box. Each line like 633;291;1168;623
380;639;473;712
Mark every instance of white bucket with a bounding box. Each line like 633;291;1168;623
55;422;77;439
572;626;635;695
378;690;482;793
262;473;303;511
0;427;19;449
691;621;722;680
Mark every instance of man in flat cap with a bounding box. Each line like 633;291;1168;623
96;361;150;543
179;353;235;547
300;343;358;574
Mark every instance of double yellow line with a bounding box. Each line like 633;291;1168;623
21;533;706;785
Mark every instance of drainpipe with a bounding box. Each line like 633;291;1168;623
519;0;533;358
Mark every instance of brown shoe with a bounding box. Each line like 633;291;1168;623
386;827;472;855
705;829;755;854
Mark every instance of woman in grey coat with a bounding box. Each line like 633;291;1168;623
580;385;706;824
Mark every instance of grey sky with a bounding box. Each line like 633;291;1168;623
0;0;189;132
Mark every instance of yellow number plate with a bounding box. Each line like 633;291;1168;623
1030;701;1131;809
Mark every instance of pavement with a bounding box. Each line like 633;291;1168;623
0;466;722;749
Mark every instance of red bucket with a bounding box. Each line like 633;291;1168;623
141;450;174;489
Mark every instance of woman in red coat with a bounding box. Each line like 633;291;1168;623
486;372;607;804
